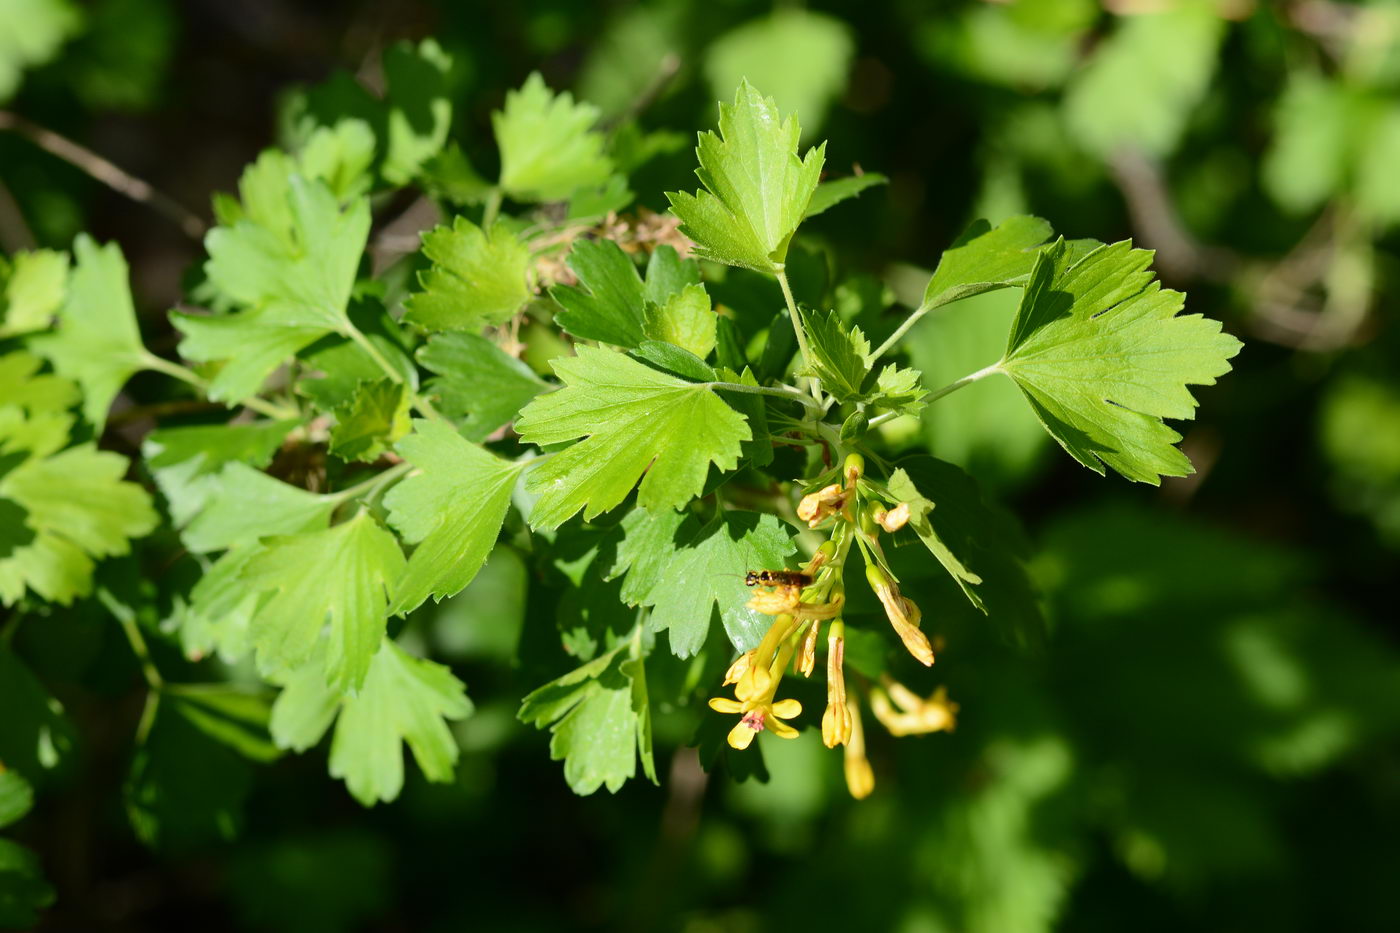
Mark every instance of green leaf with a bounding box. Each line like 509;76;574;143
0;249;67;337
297;118;376;200
204;172;370;331
642;244;702;307
383;418;524;615
493;72;613;202
798;307;870;402
29;236;148;429
144;420;297;528
518;644;655;795
171;307;325;405
704;9;854;141
0;838;55;927
242;511;405;692
417;333;545;441
329;379;411;463
643;283;717;359
0;0;79;102
516;346;750;528
271;639;472;806
922;215;1054;311
887;458;1043;647
1000;239;1242;483
611;508;796;656
381;39;453;185
666;80;825;274
403;217;531;332
804;172;888;219
125;699;254;849
178;547;262;664
0;770;33;829
1063;0;1224;159
181;462;337;554
1262;73;1360;216
550;238;648;347
0;648;75;777
869;363;928;417
0;432;157;606
170;691;280;764
0;351;80;416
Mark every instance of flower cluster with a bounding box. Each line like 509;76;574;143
707;453;959;799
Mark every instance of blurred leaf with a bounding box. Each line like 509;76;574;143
169;690;280;764
125;699;255;849
805;173;888;219
0;0;80;101
0;648;75;778
180;462;336;554
494;72;612;202
705;9;854;139
0;838;54;928
381;39;453;185
227;831;390;933
904;289;1046;485
888;457;1042;646
1262;73;1360;215
29;236;148;429
143;419;297;528
1064;1;1225;158
271;639;472;806
0;769;32;829
0;249;67;337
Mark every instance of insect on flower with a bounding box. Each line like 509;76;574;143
743;569;814;589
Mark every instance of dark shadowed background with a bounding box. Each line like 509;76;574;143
3;1;1399;930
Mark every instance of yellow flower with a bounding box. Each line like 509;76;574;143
843;697;874;799
709;695;803;749
821;626;851;748
873;502;910;533
865;564;934;666
796;483;847;528
795;619;821;677
871;681;959;737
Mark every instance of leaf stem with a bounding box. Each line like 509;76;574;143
870;299;942;362
702;380;823;412
329;461;413;505
774;268;816;384
141;352;300;421
343;324;403;385
924;361;1003;404
98;588;164;690
483;188;504;228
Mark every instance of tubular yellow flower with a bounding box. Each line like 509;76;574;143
873;502;910;533
871;681;959;737
796;483;846;527
843;697;874;799
821;626;851;748
864;564;935;666
795;620;820;677
723;650;753;687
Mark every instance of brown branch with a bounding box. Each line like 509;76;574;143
0;111;207;240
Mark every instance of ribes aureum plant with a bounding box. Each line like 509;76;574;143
0;54;1240;853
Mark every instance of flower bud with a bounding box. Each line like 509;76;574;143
843;452;865;488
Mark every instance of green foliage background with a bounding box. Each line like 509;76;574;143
2;0;1399;930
